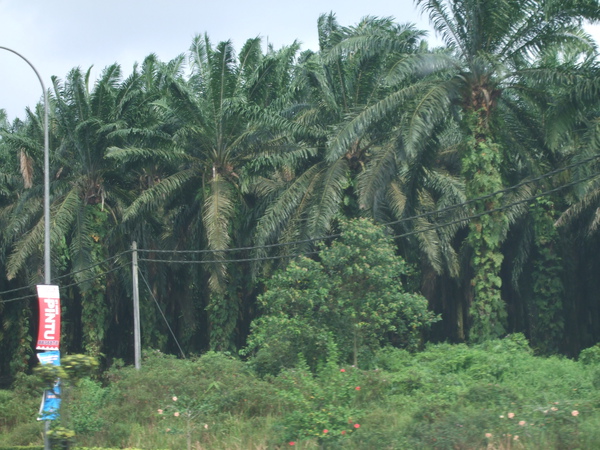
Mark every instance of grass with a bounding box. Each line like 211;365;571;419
1;335;599;449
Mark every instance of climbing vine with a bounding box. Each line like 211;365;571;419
462;113;509;342
6;303;33;376
76;205;110;358
528;198;564;353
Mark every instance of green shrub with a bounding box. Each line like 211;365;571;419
579;343;600;365
0;373;44;425
62;378;107;435
95;351;278;447
244;218;438;374
0;390;16;428
409;405;497;449
3;338;600;449
0;422;45;447
0;374;45;448
270;342;371;446
0;447;44;450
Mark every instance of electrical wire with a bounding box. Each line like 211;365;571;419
137;170;600;264
392;170;600;240
1;164;599;302
136;236;333;254
57;264;129;291
136;153;600;256
0;283;38;297
0;292;37;304
139;251;319;265
384;152;600;229
138;269;186;359
51;250;132;282
0;251;132;300
0;264;129;304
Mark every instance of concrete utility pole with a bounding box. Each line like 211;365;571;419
132;241;141;369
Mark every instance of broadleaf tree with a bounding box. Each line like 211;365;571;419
243;218;439;374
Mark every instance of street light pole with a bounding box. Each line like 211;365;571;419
0;46;51;450
0;46;51;284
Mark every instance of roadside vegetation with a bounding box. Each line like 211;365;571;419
2;336;600;449
1;0;600;447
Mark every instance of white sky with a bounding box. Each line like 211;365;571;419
0;0;598;121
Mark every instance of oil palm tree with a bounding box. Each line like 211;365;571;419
1;64;149;356
0;109;46;378
330;0;599;341
412;0;599;341
111;35;303;350
253;14;428;258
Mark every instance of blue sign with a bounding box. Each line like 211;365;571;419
37;350;61;421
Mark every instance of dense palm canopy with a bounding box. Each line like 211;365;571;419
0;3;599;381
108;35;305;350
253;14;430;255
338;0;600;341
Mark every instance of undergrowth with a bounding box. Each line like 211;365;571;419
1;335;600;449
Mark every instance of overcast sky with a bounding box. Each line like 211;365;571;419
1;0;598;121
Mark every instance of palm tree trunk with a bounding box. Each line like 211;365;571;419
462;110;508;341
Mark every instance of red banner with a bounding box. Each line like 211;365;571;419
36;285;61;351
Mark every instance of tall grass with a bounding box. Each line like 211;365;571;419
1;335;599;449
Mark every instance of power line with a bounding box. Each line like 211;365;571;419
1;162;599;302
0;283;38;298
139;173;600;264
139;251;319;265
57;264;129;291
138;269;186;359
392;170;600;240
0;292;37;304
136;236;332;255
51;250;132;282
136;153;600;257
384;153;600;228
0;264;129;304
0;251;132;300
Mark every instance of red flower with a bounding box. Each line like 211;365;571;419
341;431;346;435
354;423;361;429
340;368;345;372
323;429;329;433
289;442;296;446
355;386;361;390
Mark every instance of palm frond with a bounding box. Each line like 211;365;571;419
203;174;236;293
254;163;325;247
307;158;349;236
123;169;198;222
357;141;399;211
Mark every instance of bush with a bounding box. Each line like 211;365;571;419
269;342;368;446
0;374;45;448
95;351;279;448
0;373;44;425
244;218;438;375
0;447;44;450
62;378;107;435
579;343;600;365
2;338;599;449
0;422;45;447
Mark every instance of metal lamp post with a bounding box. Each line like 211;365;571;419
0;46;52;450
0;46;51;284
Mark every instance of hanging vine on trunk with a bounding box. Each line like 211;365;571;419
77;205;110;358
6;303;33;377
462;111;508;342
528;198;564;353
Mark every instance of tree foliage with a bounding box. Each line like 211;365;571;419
243;218;438;373
0;1;599;382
